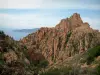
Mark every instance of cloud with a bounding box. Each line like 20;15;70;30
0;12;100;30
0;13;63;29
0;0;100;9
0;0;43;9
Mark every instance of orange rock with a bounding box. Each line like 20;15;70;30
20;13;100;64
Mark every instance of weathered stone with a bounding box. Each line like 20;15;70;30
21;13;100;64
3;51;18;63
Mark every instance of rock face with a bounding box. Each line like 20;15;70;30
55;13;83;31
21;13;100;64
3;51;18;63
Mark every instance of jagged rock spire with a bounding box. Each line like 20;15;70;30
55;13;83;31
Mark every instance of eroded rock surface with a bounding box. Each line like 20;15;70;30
21;13;100;64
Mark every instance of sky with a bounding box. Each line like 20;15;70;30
0;0;100;30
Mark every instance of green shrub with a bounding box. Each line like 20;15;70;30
40;66;74;75
87;46;100;64
65;31;72;44
96;64;100;75
0;53;4;65
0;31;4;35
40;68;60;75
0;60;4;65
38;60;49;68
0;31;5;38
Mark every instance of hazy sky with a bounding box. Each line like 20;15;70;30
0;0;100;30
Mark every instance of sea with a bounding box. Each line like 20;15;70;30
4;30;31;40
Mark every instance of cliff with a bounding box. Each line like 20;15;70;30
21;13;100;65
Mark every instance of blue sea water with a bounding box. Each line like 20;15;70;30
4;30;31;40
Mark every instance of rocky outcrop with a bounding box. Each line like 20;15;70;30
21;13;100;64
3;51;18;63
55;13;83;31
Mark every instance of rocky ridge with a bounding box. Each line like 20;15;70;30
21;13;100;65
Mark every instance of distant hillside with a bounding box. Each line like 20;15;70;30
13;28;39;33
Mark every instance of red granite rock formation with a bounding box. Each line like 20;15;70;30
21;13;100;64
